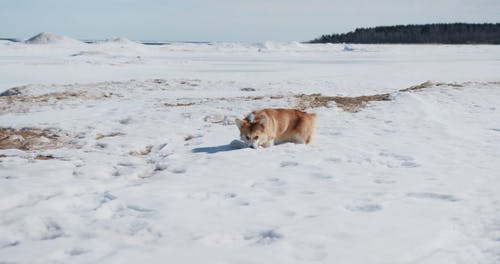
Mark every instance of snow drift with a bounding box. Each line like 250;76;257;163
25;32;84;45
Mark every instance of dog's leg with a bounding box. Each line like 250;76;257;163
305;136;312;144
262;140;274;148
293;136;306;144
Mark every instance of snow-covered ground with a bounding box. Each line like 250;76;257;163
1;34;500;263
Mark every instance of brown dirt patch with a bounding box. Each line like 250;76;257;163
0;83;121;115
35;154;56;160
294;93;391;112
2;91;85;103
129;145;153;156
398;81;435;92
95;132;124;140
399;81;463;92
295;81;468;112
0;127;65;150
164;80;484;112
435;82;464;88
160;80;487;112
163;94;285;108
164;102;196;107
0;90;90;114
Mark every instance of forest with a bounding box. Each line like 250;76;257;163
310;23;500;44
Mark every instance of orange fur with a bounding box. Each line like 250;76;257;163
235;108;316;148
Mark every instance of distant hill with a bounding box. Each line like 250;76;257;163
310;23;500;44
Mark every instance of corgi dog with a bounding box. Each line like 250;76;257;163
235;108;316;148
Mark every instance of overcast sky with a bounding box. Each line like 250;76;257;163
1;0;499;42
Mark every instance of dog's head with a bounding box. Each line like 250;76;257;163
235;113;268;148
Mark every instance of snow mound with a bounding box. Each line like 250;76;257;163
25;32;83;45
343;45;355;51
254;41;307;51
159;41;344;53
174;41;310;53
101;37;141;45
70;50;107;57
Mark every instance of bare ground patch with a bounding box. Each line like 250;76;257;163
164;102;196;107
163;95;286;109
0;81;130;115
294;93;391;112
0;78;205;114
163;92;392;112
95;132;124;140
0;89;93;115
34;154;57;160
1;88;86;103
163;81;469;112
0;153;66;161
0;127;68;150
129;145;153;156
294;81;472;112
235;81;480;112
399;81;463;92
1;80;493;118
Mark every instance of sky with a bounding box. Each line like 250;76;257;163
1;0;499;42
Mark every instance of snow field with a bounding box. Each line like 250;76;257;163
1;37;500;263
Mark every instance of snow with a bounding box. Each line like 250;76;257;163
1;36;500;263
25;32;84;46
101;37;137;44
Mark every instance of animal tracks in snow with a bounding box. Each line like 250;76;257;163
346;203;383;213
378;152;420;168
406;192;460;202
1;74;500;263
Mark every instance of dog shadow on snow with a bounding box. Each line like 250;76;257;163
192;140;248;154
192;145;239;154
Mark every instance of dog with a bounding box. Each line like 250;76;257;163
235;108;316;148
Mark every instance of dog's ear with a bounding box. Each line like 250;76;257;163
259;116;267;127
246;113;255;123
235;118;244;130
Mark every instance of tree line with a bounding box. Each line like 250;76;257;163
310;23;500;44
